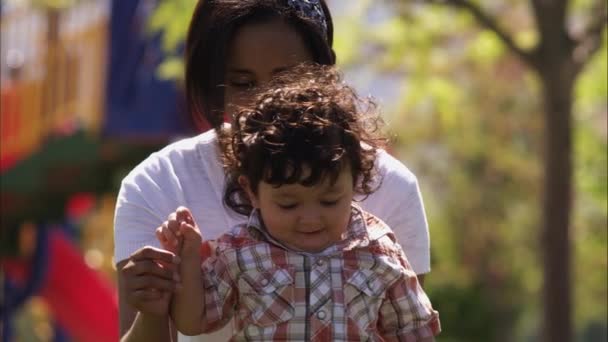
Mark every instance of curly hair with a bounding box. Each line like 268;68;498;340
222;64;386;216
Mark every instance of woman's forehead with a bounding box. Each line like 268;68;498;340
226;19;314;75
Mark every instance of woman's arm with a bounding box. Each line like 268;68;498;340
117;248;180;341
120;309;173;342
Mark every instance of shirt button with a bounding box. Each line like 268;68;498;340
316;310;327;320
260;278;269;286
316;259;325;266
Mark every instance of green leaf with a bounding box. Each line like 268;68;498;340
468;30;506;66
156;57;184;80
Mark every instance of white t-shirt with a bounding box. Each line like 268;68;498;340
114;129;431;273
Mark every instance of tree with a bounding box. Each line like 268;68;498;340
390;1;607;341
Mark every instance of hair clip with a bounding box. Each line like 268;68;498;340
286;0;328;38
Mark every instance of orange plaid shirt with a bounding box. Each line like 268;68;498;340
198;205;440;341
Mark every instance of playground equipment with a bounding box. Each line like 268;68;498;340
2;226;118;342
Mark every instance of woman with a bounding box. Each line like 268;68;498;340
114;1;431;341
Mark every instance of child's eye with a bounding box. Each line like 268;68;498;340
320;199;340;207
277;203;298;210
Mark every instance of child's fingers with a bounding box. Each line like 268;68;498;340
155;227;168;246
179;221;202;241
176;206;195;226
155;226;178;251
161;221;180;247
166;212;182;237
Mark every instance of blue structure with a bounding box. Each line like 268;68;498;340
104;0;192;138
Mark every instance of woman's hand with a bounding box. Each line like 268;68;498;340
119;246;181;317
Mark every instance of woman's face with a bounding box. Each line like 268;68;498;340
224;18;314;116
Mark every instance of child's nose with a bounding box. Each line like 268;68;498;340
298;207;322;226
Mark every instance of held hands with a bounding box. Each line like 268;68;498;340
120;207;200;319
156;206;202;258
120;246;181;316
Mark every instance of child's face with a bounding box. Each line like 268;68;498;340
241;165;355;253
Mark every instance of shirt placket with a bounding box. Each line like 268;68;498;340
308;256;334;340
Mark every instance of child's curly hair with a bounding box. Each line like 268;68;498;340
222;64;386;216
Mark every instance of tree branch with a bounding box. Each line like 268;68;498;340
531;0;568;38
573;0;607;68
428;0;536;67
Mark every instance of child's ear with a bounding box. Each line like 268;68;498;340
238;175;259;208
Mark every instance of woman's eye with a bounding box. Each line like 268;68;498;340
229;81;254;89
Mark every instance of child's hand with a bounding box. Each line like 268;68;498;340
156;206;202;257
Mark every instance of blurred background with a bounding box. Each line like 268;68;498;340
0;0;606;341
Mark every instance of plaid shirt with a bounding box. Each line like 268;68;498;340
198;205;440;341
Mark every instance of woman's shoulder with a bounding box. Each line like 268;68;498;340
362;149;421;205
374;149;419;185
142;129;218;167
122;129;220;182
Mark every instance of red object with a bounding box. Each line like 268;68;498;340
65;193;96;220
3;230;119;342
0;82;25;173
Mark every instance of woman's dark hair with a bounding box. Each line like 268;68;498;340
185;0;335;133
223;64;386;216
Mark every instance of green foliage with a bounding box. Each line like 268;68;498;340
468;31;505;67
147;0;197;80
343;1;607;340
426;284;499;341
29;0;78;9
157;56;186;81
331;0;371;66
572;31;608;341
148;0;196;51
575;31;608;120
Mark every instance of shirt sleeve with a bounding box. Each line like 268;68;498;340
114;174;164;263
199;246;237;333
376;268;441;341
365;150;431;275
113;151;184;264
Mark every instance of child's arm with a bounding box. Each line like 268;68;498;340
169;207;205;335
373;241;440;341
376;268;440;341
157;207;237;335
